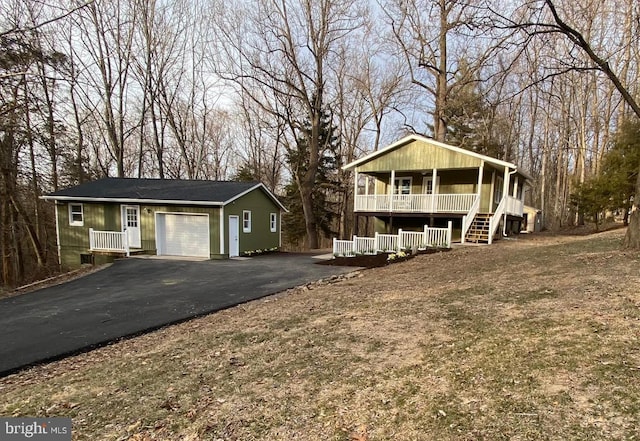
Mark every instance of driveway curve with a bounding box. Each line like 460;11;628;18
0;253;356;376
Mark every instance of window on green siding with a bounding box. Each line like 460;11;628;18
270;213;277;232
243;210;252;233
69;203;84;226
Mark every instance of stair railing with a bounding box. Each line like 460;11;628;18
488;196;507;244
461;194;481;244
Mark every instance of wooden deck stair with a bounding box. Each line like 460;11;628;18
465;213;492;244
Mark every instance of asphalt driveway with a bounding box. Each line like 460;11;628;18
0;253;356;376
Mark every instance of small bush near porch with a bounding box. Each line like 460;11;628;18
1;229;638;440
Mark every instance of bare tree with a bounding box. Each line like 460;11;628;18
212;0;365;248
492;0;640;246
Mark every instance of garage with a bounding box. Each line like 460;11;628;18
156;213;210;257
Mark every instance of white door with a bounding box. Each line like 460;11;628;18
156;213;210;257
122;205;141;248
229;215;239;257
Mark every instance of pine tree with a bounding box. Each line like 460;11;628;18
283;108;341;247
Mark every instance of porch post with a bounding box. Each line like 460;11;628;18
389;169;396;212
503;167;510;236
503;167;510;202
353;168;359;199
431;168;437;212
513;175;519;197
489;170;496;211
477;160;484;202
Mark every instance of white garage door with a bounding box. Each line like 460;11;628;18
157;213;210;257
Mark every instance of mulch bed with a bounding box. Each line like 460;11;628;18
318;247;452;268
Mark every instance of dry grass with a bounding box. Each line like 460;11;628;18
1;229;640;440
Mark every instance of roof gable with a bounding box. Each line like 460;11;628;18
42;178;286;210
344;135;526;176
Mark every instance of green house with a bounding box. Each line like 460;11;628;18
342;135;531;243
42;178;287;268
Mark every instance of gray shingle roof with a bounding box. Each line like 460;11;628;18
43;178;279;207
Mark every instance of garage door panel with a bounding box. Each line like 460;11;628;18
157;213;210;257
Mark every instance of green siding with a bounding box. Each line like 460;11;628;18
55;186;283;267
224;189;282;254
439;169;477;194
56;201;222;268
356;139;482;172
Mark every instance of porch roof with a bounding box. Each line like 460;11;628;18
344;134;532;181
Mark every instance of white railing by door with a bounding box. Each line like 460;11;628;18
354;193;476;213
89;228;130;256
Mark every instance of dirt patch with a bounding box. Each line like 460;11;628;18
1;229;639;440
1;264;110;299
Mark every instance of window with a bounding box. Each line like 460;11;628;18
69;203;84;226
393;177;412;195
243;210;252;233
270;213;277;232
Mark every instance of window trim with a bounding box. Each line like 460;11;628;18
69;203;84;226
393;177;413;195
242;210;252;233
270;212;277;233
421;176;440;195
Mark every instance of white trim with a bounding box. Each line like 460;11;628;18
279;211;282;247
219;207;225;255
270;212;277;233
242;210;252;233
342;134;533;181
121;205;141;248
421;175;440;194
68;202;84;226
42;195;224;206
155;211;210;258
229;215;240;257
490;170;496;209
393;176;413;195
54;201;61;266
222;182;288;211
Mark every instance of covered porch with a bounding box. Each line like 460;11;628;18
352;164;525;217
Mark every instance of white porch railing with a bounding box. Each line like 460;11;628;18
354;193;476;213
332;222;453;256
505;195;524;216
89;228;130;256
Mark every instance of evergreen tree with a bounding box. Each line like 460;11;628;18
283;108;341;247
441;61;507;158
570;120;640;228
233;163;258;182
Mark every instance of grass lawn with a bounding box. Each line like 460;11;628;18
1;229;639;440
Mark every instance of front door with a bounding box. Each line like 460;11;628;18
229;215;239;257
122;205;141;248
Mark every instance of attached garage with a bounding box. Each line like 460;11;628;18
156;213;210;257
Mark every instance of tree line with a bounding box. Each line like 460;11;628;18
1;0;639;287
